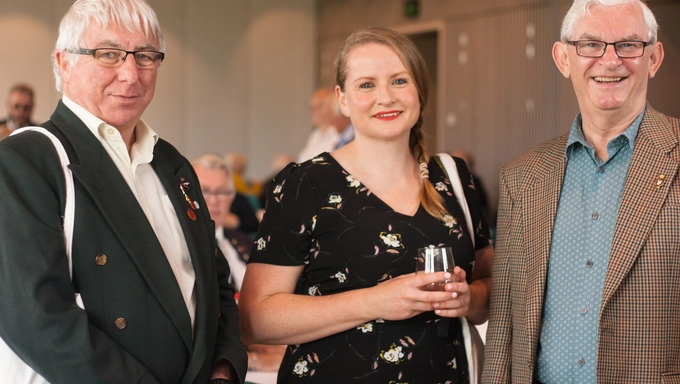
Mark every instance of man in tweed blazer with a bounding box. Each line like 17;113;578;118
483;0;679;383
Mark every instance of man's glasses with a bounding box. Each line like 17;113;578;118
567;40;651;58
71;48;165;69
202;189;235;200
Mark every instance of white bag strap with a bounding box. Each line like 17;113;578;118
12;127;75;277
435;153;481;384
435;153;474;248
2;126;77;384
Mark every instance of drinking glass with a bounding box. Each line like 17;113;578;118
415;246;455;291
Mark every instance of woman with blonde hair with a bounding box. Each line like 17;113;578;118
240;26;493;383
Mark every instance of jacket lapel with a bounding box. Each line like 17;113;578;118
522;136;568;334
50;103;194;351
151;145;216;383
602;107;680;305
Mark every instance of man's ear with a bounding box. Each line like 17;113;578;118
552;41;571;79
55;50;72;84
647;41;664;79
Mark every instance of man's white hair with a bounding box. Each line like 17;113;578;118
52;0;165;92
560;0;658;43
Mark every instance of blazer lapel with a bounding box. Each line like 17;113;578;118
50;103;194;351
602;107;680;305
522;136;568;334
151;147;215;380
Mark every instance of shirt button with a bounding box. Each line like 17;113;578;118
580;306;588;314
114;317;128;330
95;254;108;266
598;166;605;173
586;260;593;268
578;358;586;366
591;212;599;220
107;128;115;135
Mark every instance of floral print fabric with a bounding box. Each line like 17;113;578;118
250;153;491;383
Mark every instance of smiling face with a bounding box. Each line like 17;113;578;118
553;2;664;119
56;22;159;132
336;43;421;144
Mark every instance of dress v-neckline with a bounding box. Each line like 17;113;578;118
322;152;423;218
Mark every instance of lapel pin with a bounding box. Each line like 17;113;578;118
187;208;197;221
656;174;665;190
179;177;200;210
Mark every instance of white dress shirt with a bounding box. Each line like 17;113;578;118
215;226;247;291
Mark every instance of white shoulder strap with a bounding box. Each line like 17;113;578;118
11;127;75;278
435;153;482;384
2;127;78;384
435;153;474;248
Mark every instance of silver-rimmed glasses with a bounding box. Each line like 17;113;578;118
71;48;165;68
567;40;651;58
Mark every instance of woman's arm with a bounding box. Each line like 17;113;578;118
239;262;457;346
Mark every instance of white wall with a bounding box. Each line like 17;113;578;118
0;0;316;180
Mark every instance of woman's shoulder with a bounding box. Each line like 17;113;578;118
276;152;341;182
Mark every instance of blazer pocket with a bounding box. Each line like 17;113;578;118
662;372;680;384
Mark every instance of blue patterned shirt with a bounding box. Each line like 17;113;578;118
536;110;644;383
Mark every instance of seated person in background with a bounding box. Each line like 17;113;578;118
231;192;260;235
297;88;353;162
225;152;262;211
192;153;285;371
297;88;340;162
0;83;36;140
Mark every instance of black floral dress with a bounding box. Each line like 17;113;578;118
249;153;491;384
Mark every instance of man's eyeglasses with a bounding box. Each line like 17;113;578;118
202;189;235;199
71;48;165;69
567;40;651;58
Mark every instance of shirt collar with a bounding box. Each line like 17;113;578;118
565;108;644;159
62;95;159;152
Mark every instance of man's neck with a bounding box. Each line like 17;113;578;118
580;107;642;162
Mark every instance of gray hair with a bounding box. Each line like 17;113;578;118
52;0;166;92
191;154;235;188
560;0;658;43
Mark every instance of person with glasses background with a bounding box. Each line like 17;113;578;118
0;0;247;383
193;153;287;374
0;83;36;140
483;0;679;383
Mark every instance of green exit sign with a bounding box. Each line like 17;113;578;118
405;0;419;18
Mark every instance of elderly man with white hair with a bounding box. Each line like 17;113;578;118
0;0;247;383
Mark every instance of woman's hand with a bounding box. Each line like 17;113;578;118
433;266;471;318
366;271;458;321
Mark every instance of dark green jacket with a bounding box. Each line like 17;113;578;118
0;102;247;383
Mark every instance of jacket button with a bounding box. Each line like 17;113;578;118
95;254;108;266
114;317;127;330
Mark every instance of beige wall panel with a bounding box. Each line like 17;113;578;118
247;0;316;179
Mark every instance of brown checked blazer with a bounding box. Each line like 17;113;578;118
482;105;680;384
